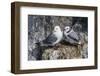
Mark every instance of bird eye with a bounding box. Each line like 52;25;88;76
56;28;58;30
66;28;68;30
67;27;69;30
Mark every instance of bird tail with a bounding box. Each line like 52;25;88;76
35;41;46;47
35;42;41;47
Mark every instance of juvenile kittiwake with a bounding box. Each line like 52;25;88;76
63;26;81;45
38;26;63;47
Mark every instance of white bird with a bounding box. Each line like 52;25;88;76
63;26;81;45
38;26;63;46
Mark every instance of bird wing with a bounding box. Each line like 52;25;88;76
67;31;79;42
43;33;57;45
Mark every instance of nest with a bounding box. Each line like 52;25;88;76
42;42;82;60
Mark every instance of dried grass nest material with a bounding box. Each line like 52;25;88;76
42;43;82;60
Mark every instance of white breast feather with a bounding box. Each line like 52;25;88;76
53;31;63;45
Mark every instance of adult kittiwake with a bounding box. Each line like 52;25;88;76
38;26;63;47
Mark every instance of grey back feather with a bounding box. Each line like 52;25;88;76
43;33;57;44
68;30;79;41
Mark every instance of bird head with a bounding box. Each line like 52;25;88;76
53;26;61;32
64;26;71;32
64;26;71;34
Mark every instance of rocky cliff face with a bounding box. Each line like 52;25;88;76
28;15;88;60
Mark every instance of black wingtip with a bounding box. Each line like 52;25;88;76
35;42;40;46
